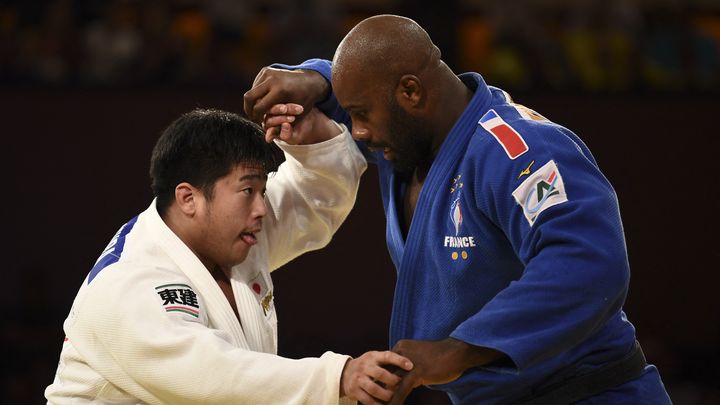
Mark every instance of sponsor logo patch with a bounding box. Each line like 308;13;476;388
479;109;529;159
155;283;200;318
512;160;568;225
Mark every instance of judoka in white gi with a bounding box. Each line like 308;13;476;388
45;106;413;405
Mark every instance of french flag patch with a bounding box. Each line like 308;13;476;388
479;109;529;159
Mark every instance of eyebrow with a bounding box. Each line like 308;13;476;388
239;174;267;182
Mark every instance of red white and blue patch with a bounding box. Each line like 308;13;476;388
479;109;529;159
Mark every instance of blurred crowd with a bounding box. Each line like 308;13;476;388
0;0;719;92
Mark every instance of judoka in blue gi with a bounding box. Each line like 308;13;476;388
244;14;672;405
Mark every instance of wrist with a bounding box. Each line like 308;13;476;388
299;69;330;104
338;357;351;397
446;337;505;370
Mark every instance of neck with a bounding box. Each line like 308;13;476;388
428;66;473;160
209;263;233;282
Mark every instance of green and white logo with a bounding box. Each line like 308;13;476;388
512;160;568;225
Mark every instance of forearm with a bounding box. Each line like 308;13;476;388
271;58;332;100
271;59;351;126
264;127;367;269
390;337;507;389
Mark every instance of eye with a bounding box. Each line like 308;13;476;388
241;187;253;195
351;110;367;121
261;188;267;198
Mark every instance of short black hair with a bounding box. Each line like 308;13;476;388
150;108;284;216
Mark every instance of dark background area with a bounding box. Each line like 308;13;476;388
2;0;719;404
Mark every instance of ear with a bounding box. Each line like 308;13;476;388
395;74;424;110
174;182;199;216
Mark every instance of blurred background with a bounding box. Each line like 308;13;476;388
2;0;719;404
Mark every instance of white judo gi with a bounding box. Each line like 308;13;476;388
45;127;367;405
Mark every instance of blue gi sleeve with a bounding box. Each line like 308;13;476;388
451;114;631;372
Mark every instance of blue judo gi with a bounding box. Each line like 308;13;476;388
275;59;672;405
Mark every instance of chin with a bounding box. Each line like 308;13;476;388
237;253;251;265
230;251;251;267
391;159;416;175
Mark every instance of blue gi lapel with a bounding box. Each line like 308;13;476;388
387;173;407;257
376;157;406;272
388;73;493;345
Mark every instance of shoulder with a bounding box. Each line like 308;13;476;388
463;101;595;205
88;262;190;295
82;263;205;321
470;101;588;167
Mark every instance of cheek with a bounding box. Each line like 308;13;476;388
208;207;239;239
389;112;422;146
368;120;391;144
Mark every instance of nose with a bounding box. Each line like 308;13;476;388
351;124;371;143
253;194;267;219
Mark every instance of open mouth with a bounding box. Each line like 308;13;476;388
240;231;258;246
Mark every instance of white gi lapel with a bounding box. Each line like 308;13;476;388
144;201;250;349
229;236;278;354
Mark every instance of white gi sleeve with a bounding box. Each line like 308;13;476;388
263;124;367;270
62;267;352;405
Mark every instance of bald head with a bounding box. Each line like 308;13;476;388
331;15;472;170
332;15;440;88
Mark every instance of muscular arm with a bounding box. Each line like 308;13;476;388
451;123;632;371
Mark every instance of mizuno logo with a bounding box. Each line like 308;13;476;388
518;160;535;179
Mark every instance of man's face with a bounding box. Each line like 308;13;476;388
192;164;267;271
333;72;432;174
